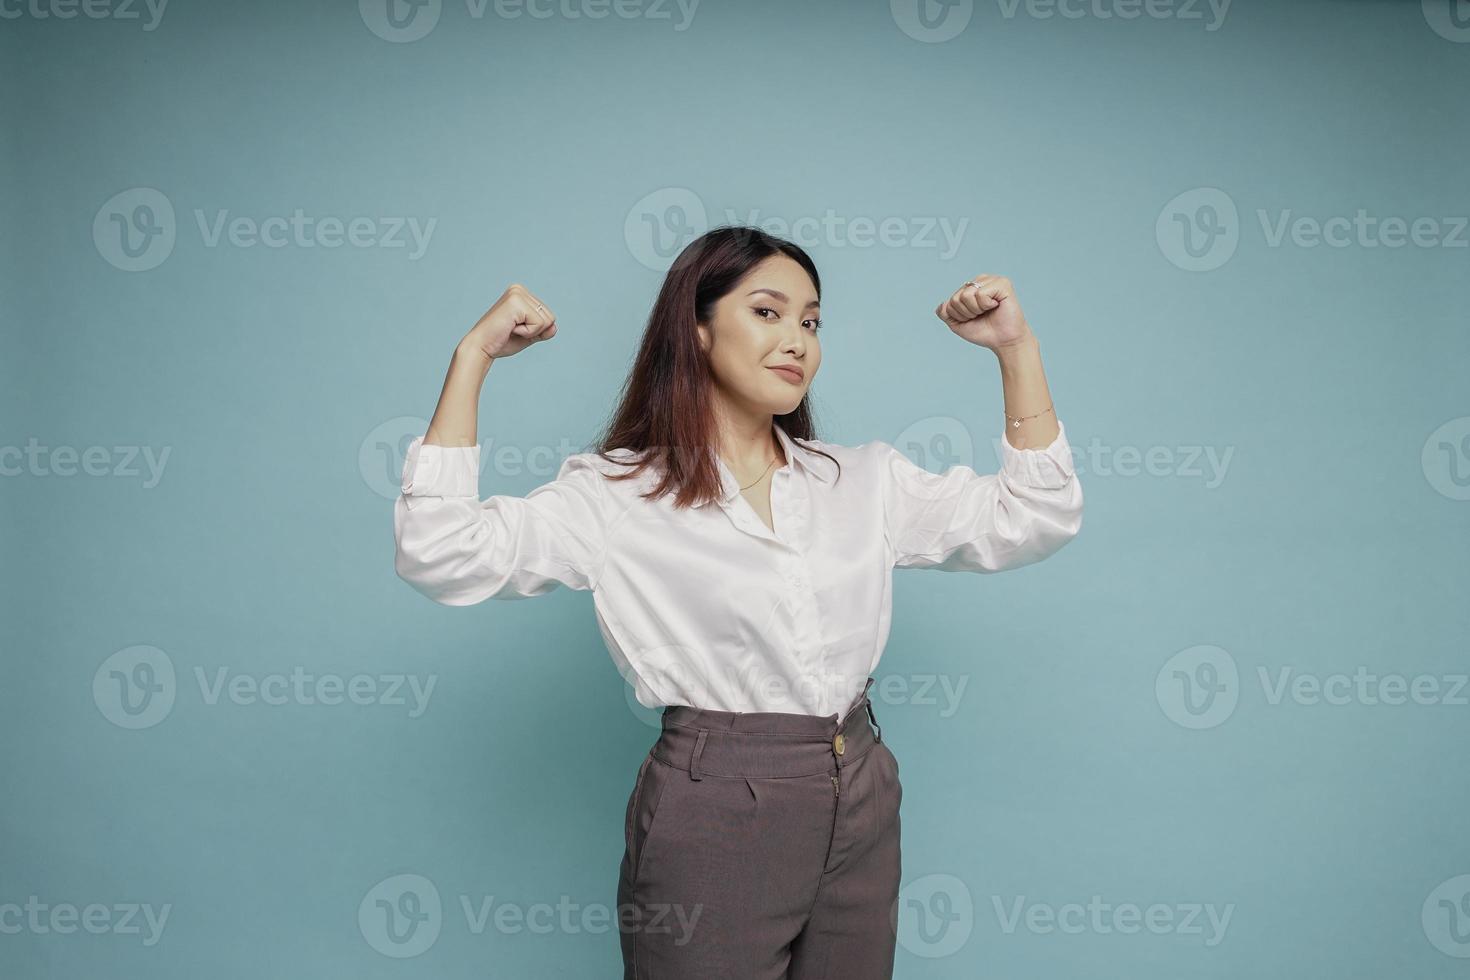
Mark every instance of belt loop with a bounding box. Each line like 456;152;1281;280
689;729;708;781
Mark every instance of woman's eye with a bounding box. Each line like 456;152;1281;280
754;307;820;331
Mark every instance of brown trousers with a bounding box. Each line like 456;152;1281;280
617;676;902;978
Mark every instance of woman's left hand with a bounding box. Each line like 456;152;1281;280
935;274;1035;352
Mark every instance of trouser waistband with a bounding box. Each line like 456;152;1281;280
652;676;882;780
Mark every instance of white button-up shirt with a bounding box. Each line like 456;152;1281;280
394;420;1083;717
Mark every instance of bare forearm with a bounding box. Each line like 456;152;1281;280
419;284;559;448
994;335;1060;450
424;345;494;448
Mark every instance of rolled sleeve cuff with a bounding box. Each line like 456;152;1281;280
400;435;480;497
999;418;1076;490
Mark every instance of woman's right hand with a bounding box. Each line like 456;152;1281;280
458;283;558;361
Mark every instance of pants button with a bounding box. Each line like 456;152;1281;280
833;733;845;755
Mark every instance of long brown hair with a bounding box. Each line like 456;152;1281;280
591;225;841;509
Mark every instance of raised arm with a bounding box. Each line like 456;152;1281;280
879;273;1083;572
421;282;559;450
393;285;608;604
878;420;1081;573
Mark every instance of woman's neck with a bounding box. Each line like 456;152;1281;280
714;412;784;478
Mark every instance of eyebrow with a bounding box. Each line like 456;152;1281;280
747;288;820;310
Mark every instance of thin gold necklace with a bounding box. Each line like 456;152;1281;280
736;454;778;491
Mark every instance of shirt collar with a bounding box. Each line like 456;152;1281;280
716;424;836;503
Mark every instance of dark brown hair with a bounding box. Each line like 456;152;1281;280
591;225;841;509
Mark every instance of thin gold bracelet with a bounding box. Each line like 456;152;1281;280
1004;403;1054;429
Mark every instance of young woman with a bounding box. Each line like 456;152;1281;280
393;226;1083;978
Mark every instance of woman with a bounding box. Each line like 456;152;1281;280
392;226;1083;978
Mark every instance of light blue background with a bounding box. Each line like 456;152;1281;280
4;0;1468;976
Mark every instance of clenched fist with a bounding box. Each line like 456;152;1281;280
460;283;559;361
935;274;1035;352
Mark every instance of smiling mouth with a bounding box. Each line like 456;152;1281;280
768;366;804;383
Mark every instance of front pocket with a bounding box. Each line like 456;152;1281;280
624;755;653;860
881;742;903;813
631;756;678;886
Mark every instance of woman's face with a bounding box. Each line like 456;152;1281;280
697;254;822;419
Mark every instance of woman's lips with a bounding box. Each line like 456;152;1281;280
768;366;804;384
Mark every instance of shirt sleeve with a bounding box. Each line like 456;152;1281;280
878;418;1083;573
392;434;608;604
